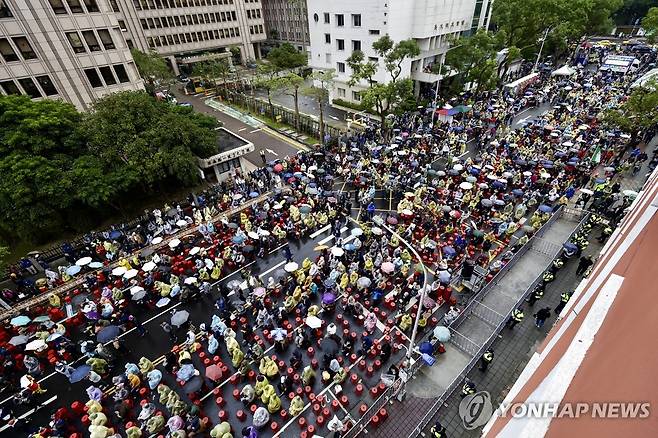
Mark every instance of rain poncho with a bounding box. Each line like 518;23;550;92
147;369;162;390
176;364;196;382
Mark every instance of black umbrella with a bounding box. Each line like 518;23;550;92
166;208;178;217
320;337;339;356
183;375;204;393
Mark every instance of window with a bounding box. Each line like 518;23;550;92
98;29;115;50
352;90;361;101
337;62;345;73
109;0;120;11
336;39;344;50
18;78;42;98
99;66;116;85
352;40;361;51
133;0;141;10
324;33;330;43
48;0;67;14
323;12;329;23
325;52;331;64
0;38;18;62
36;75;58;95
66;32;86;53
83;0;99;11
368;56;378;63
174;16;180;26
13;37;37;60
0;80;20;95
337;87;345;97
231;10;237;20
84;68;102;87
0;0;12;18
369;29;380;35
82;31;101;51
126;39;133;49
335;14;344;26
140;19;148;29
351;14;361;27
118;20;127;31
67;0;83;13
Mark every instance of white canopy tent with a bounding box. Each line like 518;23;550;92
551;65;577;77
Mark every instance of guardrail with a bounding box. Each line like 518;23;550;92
406;207;591;437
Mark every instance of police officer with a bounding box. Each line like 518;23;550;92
527;284;544;306
506;307;524;329
461;378;476;398
479;348;494;371
430;420;448;438
555;291;572;315
597;225;612;243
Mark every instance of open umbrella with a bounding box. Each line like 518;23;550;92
69;365;91;383
579;188;594;195
314;245;329;251
320;337;339;356
623;190;638;199
142;261;157;272
357;277;372;288
46;333;62;342
189;246;200;256
253;287;266;298
305;315;323;329
9;335;29;346
111;266;127;276
459;182;473;190
232;235;246;244
66;265;81;276
205;364;223;382
183;375;204;392
169;238;181;248
25;339;47;351
151;236;163;245
343;243;356;251
171;310;190;327
88;262;104;269
184;277;198;285
381;262;395;274
97;325;121;343
156;297;171;308
176;219;188;228
386;216;398;225
442;246;456;257
538;204;553;213
248;231;260;240
123;269;139;279
331;247;344;257
227;223;239;229
75;257;92;266
322;293;337;305
271;327;288;342
351;228;363;237
371;227;383;235
10;316;30;327
284;262;299;272
433;325;451;342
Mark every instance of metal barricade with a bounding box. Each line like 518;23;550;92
470;301;506;327
448;328;480;356
530;237;563;258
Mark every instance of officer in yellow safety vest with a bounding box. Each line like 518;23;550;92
506;307;524;329
479;348;494;371
430;420;448;438
461;378;477;398
555;291;572;315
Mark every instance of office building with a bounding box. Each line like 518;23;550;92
110;0;267;74
0;0;144;110
261;0;310;53
306;0;493;103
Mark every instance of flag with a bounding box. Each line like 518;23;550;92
590;145;601;164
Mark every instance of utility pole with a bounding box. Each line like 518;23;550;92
431;44;462;125
533;28;550;73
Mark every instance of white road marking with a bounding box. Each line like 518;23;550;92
265;148;278;156
250;128;262;133
238;128;247;132
310;224;331;238
258;260;286;278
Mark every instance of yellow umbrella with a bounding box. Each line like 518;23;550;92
314;245;329;251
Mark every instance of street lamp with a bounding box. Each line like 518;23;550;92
533;28;551;73
431;44;462;124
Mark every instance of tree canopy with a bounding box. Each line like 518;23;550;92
266;43;307;71
0;92;219;244
603;81;658;135
131;49;174;94
642;7;658;42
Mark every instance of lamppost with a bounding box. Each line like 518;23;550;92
533;28;551;73
431;44;463;125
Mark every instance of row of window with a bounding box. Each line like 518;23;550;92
315;12;361;27
0;75;58;98
245;9;261;19
128;0;235;11
48;0;99;15
146;27;240;48
0;37;37;63
140;10;237;30
249;24;263;35
273;30;307;41
327;37;361;52
66;29;116;54
1;0;13;18
335;87;360;101
84;64;131;88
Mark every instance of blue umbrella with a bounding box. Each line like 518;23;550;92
109;230;122;239
538;204;553;213
232;235;246;244
88;262;104;269
512;189;524;197
419;341;433;355
249;191;259;198
442;246;456;257
323;278;336;288
433;325;451;342
343;243;356;251
563;242;578;252
69;365;91;383
66;265;81;276
322;293;337;305
10;315;31;327
97;325;121;343
283;173;293;178
595;177;606;184
515;159;527;166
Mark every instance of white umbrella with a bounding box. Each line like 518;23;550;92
305;315;323;329
151;237;163;245
184;277;198;285
258;230;271;237
579;188;594;195
123;269;139;279
459;182;473;190
111;266;127;276
142;261;156;272
331;247;344;257
233;193;243;200
453;164;464;171
248;231;260;240
176;219;188;227
169;238;181;248
284;262;299;272
371;227;383;236
171;310;190;327
25;339;47;351
189;246;200;256
156;297;171;308
75;257;92;266
351;228;363;237
401;209;413;216
130;285;145;295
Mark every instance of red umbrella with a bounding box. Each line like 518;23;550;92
274;164;284;172
205;364;223;382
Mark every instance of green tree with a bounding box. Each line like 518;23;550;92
272;73;305;130
642;7;658;42
346;36;420;121
0;245;9;272
603;81;658;143
81;91;218;191
302;69;335;142
255;62;281;118
193;57;233;94
131;49;174;94
266;43;307;71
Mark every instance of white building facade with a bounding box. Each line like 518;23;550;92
0;0;143;110
306;0;493;103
